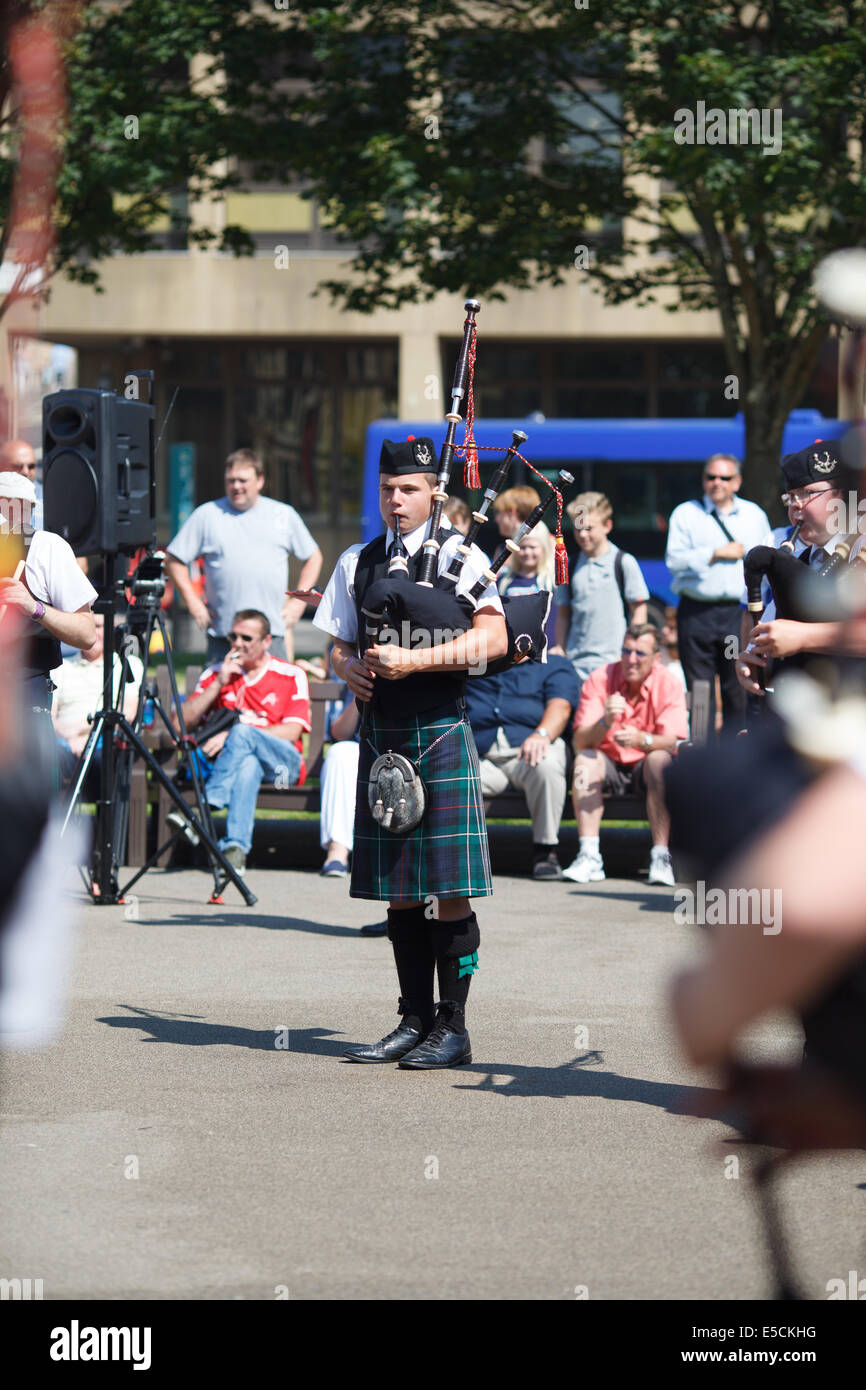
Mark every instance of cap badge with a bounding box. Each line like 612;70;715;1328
812;451;834;472
414;441;432;467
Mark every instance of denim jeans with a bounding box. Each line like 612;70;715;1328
205;722;302;853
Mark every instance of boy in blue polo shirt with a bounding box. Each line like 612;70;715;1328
555;492;649;695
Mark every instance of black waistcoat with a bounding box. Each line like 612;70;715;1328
353;530;467;720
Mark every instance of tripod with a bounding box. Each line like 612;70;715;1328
61;552;257;907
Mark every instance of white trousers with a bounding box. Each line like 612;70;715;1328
319;740;360;851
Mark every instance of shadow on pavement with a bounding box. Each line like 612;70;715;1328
95;1012;721;1121
130;912;367;938
96;1004;342;1050
452;1049;719;1112
566;889;675;914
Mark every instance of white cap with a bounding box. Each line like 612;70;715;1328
0;471;36;503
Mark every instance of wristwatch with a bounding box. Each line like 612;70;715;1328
32;601;46;622
643;732;654;750
535;727;550;739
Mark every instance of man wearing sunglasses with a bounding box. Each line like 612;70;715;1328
666;453;770;732
736;441;860;697
179;609;311;875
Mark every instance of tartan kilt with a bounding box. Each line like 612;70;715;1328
351;699;493;903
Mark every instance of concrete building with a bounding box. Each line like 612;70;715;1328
21;187;839;581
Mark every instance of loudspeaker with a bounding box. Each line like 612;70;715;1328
42;388;155;554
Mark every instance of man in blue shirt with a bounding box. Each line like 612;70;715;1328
465;654;581;880
666;453;770;732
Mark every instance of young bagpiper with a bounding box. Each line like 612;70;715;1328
313;436;508;1069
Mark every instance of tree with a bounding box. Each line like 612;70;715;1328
0;0;295;321
284;1;866;508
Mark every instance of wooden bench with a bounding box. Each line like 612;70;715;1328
126;671;711;862
482;677;711;824
128;667;340;864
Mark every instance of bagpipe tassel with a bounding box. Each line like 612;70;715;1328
463;437;480;491
555;535;569;586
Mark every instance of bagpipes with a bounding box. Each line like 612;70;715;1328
743;521;866;693
361;298;573;677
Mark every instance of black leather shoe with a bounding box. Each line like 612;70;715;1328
342;999;428;1063
398;1003;472;1070
532;850;563;881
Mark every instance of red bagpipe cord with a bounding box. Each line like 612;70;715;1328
456;323;568;582
462;324;480;490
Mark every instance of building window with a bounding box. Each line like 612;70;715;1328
443;339;837;420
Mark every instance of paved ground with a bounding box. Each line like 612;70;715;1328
2;862;863;1301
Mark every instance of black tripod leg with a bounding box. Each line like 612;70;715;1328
114;718;257;906
153;610;224;895
60;714;105;837
754;1155;801;1301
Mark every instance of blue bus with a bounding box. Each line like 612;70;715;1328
363;410;847;613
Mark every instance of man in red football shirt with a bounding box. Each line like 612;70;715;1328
181;608;311;874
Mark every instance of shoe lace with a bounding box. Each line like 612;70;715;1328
423;1001;461;1045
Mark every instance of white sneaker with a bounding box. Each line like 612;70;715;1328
166;808;200;846
647;850;675;886
562;851;606;883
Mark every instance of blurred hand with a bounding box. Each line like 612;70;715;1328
519;733;549;767
188;596;212;631
712;541;744;563
344;656;375;700
612;724;642;749
218;650;244;687
0;578;36;617
750;619;804;661
364;643;415;681
202;730;230;759
604;693;627;722
735;646;766;695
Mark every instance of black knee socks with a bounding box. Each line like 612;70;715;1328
387;908;482;1035
430;912;481;1033
387;905;435;1034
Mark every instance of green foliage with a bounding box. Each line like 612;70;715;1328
0;1;299;301
3;1;865;494
281;2;866;498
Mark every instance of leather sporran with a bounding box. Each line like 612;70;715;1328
368;751;426;833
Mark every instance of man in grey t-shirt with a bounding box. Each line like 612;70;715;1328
554;491;649;695
167;448;322;663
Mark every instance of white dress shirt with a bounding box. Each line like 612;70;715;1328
314;519;503;645
666;494;771;601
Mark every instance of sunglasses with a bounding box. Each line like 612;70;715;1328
229;631;257;644
704;474;737;482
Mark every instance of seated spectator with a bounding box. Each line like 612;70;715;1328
492;485;542;539
498;519;561;654
319;683;361;878
178;609;311;875
564;624;688;887
465;652;581;880
0;440;41;529
443;496;472;536
555;492;649;698
52;614;143;791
